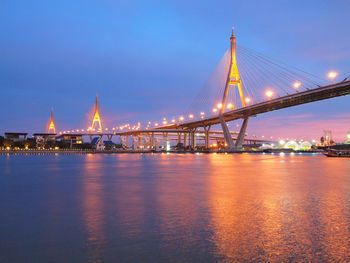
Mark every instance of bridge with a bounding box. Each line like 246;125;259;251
35;29;350;151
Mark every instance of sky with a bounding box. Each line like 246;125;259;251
0;0;350;141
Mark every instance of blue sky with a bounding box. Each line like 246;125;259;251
0;0;349;140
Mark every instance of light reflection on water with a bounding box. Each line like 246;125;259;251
0;154;350;262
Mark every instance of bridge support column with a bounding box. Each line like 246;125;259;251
126;136;129;148
184;133;188;148
219;115;235;151
204;125;211;149
191;129;197;149
138;135;143;149
107;134;113;141
132;136;137;150
235;118;249;150
177;133;181;145
163;133;168;150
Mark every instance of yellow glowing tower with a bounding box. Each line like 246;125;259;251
91;95;103;133
219;28;248;151
48;108;56;134
220;28;246;113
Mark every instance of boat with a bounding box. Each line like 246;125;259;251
323;148;350;157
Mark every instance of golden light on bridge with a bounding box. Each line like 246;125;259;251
293;81;301;88
327;71;338;80
179;116;184;121
212;108;218;113
163;120;167;125
217;103;223;109
245;97;251;103
265;90;274;98
227;103;233;109
200;112;205;115
188;114;194;119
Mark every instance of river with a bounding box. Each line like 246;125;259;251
1;153;350;262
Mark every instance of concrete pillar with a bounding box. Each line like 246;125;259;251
219;115;235;150
184;133;188;147
235;118;249;149
177;133;181;145
132;136;137;150
126;136;129;148
163;133;168;150
138;135;143;148
204;125;211;149
191;129;197;149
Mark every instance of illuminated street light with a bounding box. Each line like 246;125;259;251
293;82;301;88
217;103;223;109
212;108;218;113
227;103;233;109
279;140;285;145
179;116;184;121
245;98;251;103
265;90;273;98
163;121;167;125
327;71;338;80
188;114;194;119
171;119;175;123
200;112;205;115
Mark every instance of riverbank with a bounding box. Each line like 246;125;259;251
0;149;323;155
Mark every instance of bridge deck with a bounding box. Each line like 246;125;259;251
159;80;350;129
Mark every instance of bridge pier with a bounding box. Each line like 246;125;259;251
177;133;181;145
190;129;197;149
235;118;249;149
219;115;235;151
163;132;168;150
138;135;143;149
184;133;188;148
204;125;211;149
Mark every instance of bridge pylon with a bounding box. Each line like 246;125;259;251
48;108;56;134
90;95;103;133
219;28;248;151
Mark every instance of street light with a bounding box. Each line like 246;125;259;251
293;82;301;88
188;114;194;119
327;71;338;81
217;103;223;109
245;97;251;103
179;116;184;121
265;90;273;98
212;108;218;113
227;103;234;109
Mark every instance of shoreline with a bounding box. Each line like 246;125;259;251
0;149;323;155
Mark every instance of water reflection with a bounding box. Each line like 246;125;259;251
82;154;106;263
1;154;350;262
206;154;350;261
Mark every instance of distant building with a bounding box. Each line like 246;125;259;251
33;133;56;142
4;132;28;142
56;134;83;147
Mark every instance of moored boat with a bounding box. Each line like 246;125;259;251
323;148;350;157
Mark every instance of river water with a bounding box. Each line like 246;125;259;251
1;153;350;262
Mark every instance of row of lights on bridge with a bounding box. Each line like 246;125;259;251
59;71;338;133
149;71;338;128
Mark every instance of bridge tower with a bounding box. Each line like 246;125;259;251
48;108;56;134
91;95;103;133
219;28;248;151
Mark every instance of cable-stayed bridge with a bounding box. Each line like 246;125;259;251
46;29;350;151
